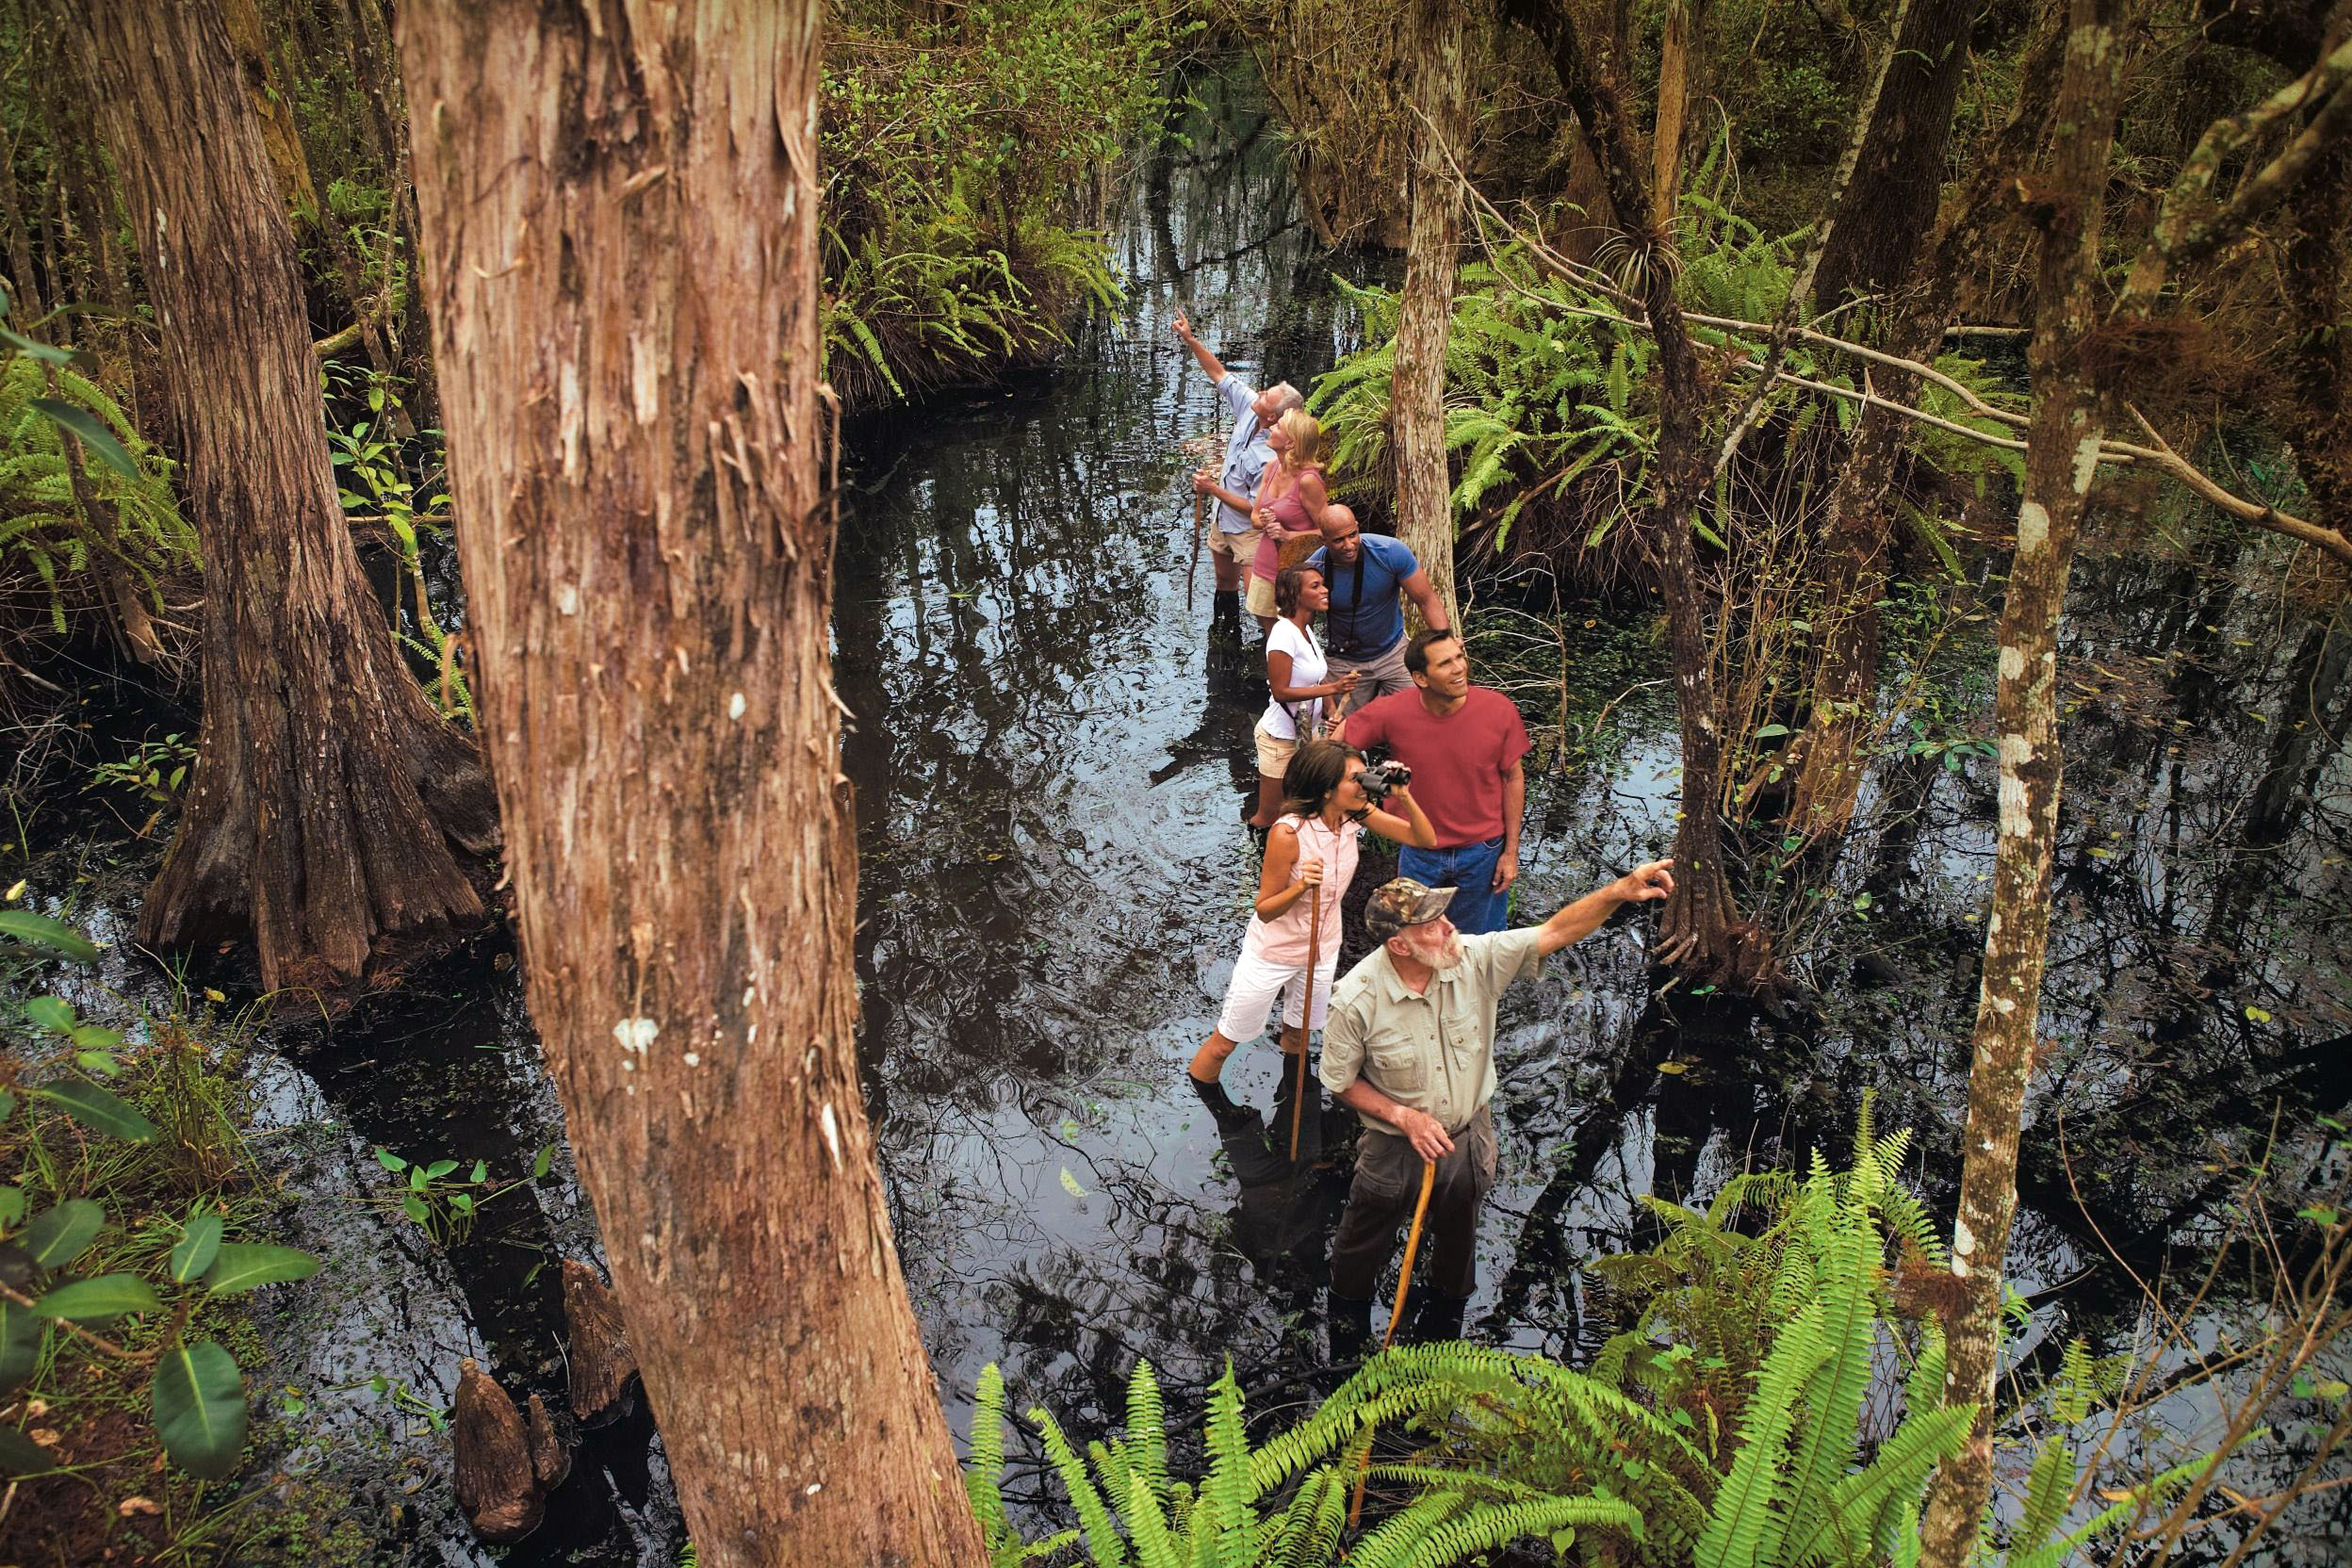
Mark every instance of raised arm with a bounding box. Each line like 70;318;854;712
1400;566;1451;634
1172;311;1229;383
1362;784;1437;850
1535;859;1674;956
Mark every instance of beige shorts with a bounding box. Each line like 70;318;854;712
1252;722;1298;779
1208;525;1250;561
1245;573;1279;619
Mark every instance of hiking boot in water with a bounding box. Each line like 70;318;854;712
1407;1290;1473;1345
1327;1292;1374;1364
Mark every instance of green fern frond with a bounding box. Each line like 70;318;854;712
1030;1406;1128;1568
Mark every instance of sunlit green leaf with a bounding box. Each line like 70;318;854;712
22;996;73;1033
171;1215;223;1283
22;1199;104;1268
152;1341;247;1478
35;1272;160;1320
0;911;99;963
203;1244;320;1296
31;1078;158;1142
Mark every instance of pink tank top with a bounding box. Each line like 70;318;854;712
1250;466;1318;581
1243;813;1361;965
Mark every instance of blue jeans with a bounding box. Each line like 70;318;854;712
1399;837;1509;935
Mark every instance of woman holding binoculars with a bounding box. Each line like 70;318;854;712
1187;737;1434;1119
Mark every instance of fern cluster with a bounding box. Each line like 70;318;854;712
971;1111;2208;1568
0;351;192;645
820;0;1185;410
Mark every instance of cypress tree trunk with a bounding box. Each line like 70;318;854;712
1650;0;1690;228
396;3;988;1563
1915;2;2126;1557
1392;0;1467;631
1789;0;2034;843
1506;0;1768;989
75;0;497;997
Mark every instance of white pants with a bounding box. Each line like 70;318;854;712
1215;945;1340;1042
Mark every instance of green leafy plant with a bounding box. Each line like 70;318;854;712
0;296;194;649
369;1141;549;1247
86;731;198;811
819;0;1187;408
322;368;471;723
964;1357;1641;1567
0;914;320;1481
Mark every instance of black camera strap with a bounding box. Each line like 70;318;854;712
1329;552;1368;656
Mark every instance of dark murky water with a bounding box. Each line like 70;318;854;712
25;64;2350;1565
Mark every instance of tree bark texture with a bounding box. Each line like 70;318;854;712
1916;3;2126;1560
1505;0;1769;989
1650;0;1691;230
76;0;497;997
395;5;988;1565
1790;8;2066;841
220;0;317;221
1807;0;1975;309
1392;0;1468;632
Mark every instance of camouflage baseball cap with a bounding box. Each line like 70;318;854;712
1364;878;1458;943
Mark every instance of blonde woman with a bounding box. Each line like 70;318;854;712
1245;408;1330;633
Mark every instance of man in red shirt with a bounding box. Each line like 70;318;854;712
1334;630;1528;933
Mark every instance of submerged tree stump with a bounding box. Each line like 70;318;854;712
452;1358;544;1544
562;1260;639;1426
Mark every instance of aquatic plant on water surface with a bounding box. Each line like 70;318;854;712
965;1110;2273;1567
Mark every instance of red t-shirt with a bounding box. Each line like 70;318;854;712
1345;687;1529;846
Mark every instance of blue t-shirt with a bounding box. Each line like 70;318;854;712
1307;534;1420;657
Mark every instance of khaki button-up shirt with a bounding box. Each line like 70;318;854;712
1319;928;1545;1134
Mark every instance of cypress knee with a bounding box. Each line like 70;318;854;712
562;1259;639;1426
525;1392;571;1492
451;1358;543;1544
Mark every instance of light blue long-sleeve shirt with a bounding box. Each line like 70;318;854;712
1213;371;1273;536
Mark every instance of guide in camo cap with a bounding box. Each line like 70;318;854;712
1318;861;1675;1352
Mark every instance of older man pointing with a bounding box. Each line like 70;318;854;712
1319;862;1674;1350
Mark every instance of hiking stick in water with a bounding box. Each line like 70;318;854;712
1186;489;1206;598
1288;881;1322;1161
1348;1155;1438;1528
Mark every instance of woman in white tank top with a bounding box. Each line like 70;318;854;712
1249;564;1359;829
1188;740;1435;1113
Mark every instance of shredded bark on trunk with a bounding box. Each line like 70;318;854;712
1393;0;1469;631
75;0;498;1000
396;3;990;1562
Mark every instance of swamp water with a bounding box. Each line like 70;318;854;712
31;69;2352;1566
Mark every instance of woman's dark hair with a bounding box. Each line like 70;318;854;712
1281;739;1364;818
1274;564;1323;617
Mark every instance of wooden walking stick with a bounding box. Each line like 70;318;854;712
1185;489;1207;598
1287;880;1322;1161
1348;1155;1438;1529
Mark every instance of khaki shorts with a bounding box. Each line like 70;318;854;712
1208;525;1250;561
1245;573;1280;619
1252;721;1298;779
